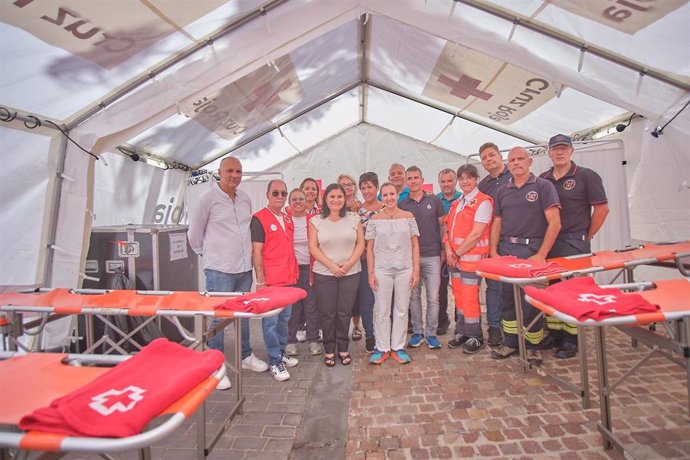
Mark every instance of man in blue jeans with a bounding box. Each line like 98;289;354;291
399;166;446;350
188;156;269;389
251;180;299;381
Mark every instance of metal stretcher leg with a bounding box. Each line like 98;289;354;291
513;285;528;373
195;315;207;459
577;326;591;409
594;325;614;450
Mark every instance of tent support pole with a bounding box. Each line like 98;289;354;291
43;133;69;288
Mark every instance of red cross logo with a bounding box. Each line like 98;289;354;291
242;80;293;112
438;74;493;101
89;386;146;416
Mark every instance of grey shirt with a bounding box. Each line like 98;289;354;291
494;174;560;239
399;193;445;257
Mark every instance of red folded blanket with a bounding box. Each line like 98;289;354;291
476;256;566;278
524;278;660;321
19;339;223;438
215;287;307;313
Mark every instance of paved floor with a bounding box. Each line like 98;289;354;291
59;316;689;460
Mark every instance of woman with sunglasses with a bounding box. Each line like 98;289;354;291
366;182;420;365
308;183;365;367
337;174;362;213
284;188;322;357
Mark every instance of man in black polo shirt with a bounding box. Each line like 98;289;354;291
477;142;512;347
489;147;561;365
399;166;446;350
539;134;609;359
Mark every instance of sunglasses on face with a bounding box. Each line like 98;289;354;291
271;190;288;197
290;196;305;202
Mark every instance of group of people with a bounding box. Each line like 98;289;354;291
187;133;609;386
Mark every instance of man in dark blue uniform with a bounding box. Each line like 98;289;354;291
539;134;609;359
489;147;561;365
477;142;512;347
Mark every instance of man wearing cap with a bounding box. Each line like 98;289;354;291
489;147;561;365
436;168;462;335
539;134;609;359
477;142;512;347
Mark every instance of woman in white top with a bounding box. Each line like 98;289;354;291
308;183;365;367
366;182;420;365
285;189;322;357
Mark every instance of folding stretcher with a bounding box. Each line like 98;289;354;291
0;349;226;459
525;279;690;457
0;288;300;457
475;241;690;409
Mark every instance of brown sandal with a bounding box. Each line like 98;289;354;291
324;355;336;367
351;327;363;341
339;353;352;366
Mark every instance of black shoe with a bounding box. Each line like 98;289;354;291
555;342;578;359
448;334;470;349
437;322;450;335
538;334;562;350
365;336;376;354
462;337;485;354
487;327;502;347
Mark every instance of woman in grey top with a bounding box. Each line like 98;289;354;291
308;183;365;367
365;182;420;365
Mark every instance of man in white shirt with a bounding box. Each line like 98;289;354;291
188;157;269;389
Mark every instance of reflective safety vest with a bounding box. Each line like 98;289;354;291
254;207;299;286
445;191;493;265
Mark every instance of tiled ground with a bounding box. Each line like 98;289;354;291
346;325;690;459
30;316;690;460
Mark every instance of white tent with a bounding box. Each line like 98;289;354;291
1;0;689;291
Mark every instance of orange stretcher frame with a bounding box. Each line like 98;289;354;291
0;351;225;457
0;288;289;458
525;279;690;457
474;241;690;410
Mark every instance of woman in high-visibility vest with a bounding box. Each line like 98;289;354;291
443;164;494;354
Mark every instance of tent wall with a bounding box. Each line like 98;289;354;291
0;124;56;290
93;152;190;227
274;123;476;192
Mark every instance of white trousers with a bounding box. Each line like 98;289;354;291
373;266;413;352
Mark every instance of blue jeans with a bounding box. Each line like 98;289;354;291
262;305;292;365
205;269;253;359
485;278;502;329
357;258;375;339
409;256;441;337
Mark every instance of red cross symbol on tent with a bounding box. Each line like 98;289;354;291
242;80;293;112
437;74;493;101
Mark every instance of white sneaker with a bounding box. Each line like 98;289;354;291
296;330;307;342
282;354;299;368
270;363;290;381
285;343;298;356
309;342;322;355
241;353;269;372
215;374;231;390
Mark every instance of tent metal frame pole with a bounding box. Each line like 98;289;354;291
358;14;372;124
43;133;69;288
366;81;541;145
457;0;690;92
193;81;361;169
65;0;291;131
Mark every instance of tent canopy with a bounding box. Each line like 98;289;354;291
2;0;688;170
1;0;689;289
